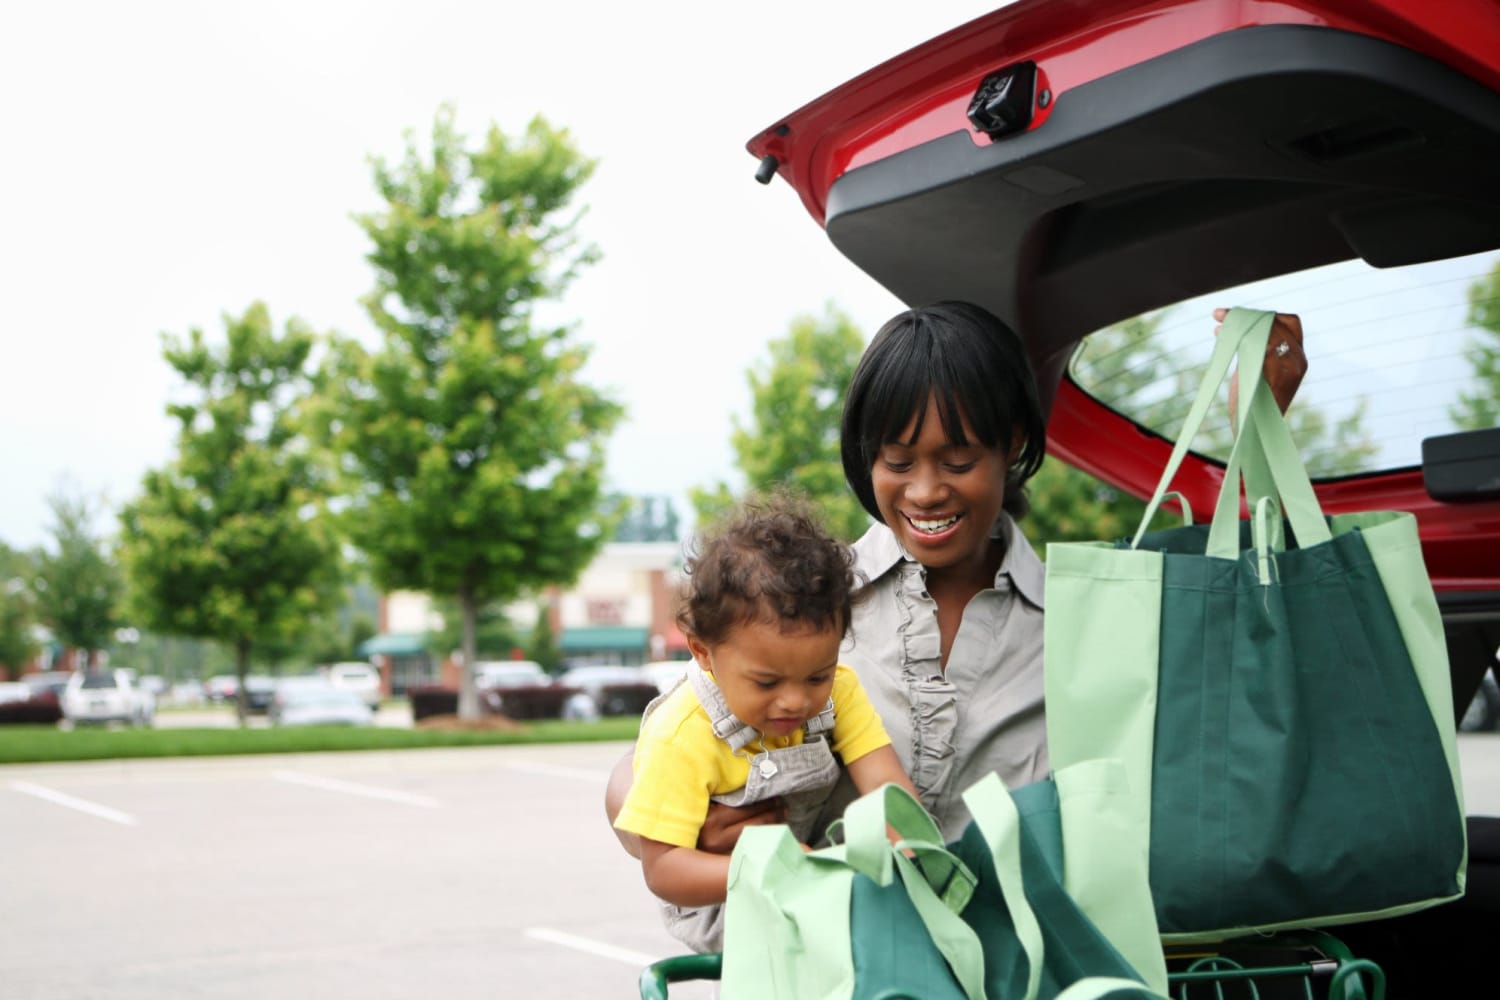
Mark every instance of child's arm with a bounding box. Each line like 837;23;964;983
846;743;920;799
639;837;733;907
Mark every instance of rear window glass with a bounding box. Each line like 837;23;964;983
81;674;119;690
1069;249;1500;479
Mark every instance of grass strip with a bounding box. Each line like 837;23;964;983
0;717;640;764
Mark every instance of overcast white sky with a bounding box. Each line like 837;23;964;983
0;0;998;551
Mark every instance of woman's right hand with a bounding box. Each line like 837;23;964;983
697;797;788;855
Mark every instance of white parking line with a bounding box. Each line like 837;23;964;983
524;927;660;966
9;781;139;826
504;761;610;783
271;770;440;807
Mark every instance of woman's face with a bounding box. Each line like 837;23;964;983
871;394;1012;581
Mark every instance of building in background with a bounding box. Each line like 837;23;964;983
554;541;687;666
360;540;689;691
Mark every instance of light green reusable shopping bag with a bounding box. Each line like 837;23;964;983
722;776;1173;1000
721;782;986;1000
1045;308;1467;939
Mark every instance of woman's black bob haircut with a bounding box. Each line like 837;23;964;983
841;300;1047;522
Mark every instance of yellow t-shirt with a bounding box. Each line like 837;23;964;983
613;664;891;849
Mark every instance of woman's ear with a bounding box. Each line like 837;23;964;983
1008;429;1028;467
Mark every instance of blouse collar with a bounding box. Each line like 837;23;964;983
852;513;1046;610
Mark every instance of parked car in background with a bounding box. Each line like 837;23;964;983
322;661;382;709
242;675;277;714
166;680;207;707
558;665;661;721
204;675;238;703
0;671;70;725
270;681;374;727
471;660;578;719
473;660;549;690
61;669;153;727
23;671;72;700
640;660;692;695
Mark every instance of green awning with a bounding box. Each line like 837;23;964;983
357;632;428;657
560;626;650;653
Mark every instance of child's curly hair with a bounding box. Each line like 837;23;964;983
678;489;863;647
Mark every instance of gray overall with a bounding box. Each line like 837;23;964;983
647;667;841;953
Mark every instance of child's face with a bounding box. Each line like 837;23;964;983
688;619;843;738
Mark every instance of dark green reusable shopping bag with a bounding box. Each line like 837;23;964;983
1045;308;1468;939
724;777;1172;1000
950;765;1168;999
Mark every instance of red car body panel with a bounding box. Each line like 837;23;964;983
745;0;1500;592
747;0;1500;227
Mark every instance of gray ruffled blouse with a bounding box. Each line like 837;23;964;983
837;513;1049;840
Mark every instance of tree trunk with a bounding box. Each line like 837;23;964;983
457;587;479;720
235;640;251;727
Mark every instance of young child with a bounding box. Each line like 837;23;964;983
613;490;918;951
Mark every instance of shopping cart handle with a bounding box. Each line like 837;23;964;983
639;953;723;1000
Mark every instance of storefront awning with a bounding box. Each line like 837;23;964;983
560;626;650;653
357;632;428;657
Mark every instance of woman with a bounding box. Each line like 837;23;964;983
608;300;1307;848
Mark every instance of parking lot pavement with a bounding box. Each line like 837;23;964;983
6;732;1494;998
1;740;717;999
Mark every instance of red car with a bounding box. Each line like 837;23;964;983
745;0;1500;994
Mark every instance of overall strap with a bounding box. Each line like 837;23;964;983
803;697;836;740
688;667;763;753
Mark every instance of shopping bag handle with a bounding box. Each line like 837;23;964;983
846;784;978;914
1131;308;1263;549
845;783;945;882
962;773;1047;1000
1205;311;1330;560
1131;308;1329;560
844;783;988;1000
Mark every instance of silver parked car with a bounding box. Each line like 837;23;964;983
61;669;153;727
270;682;374;727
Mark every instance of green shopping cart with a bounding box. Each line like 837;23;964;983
638;929;1386;1000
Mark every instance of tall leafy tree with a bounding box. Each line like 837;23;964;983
693;304;869;541
313;106;622;719
118;303;342;722
1452;260;1500;430
34;489;123;671
0;542;40;677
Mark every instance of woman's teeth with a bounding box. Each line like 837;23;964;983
910;515;958;534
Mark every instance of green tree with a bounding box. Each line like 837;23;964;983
313;106;622;719
1452;260;1500;430
526;602;562;673
692;304;869;541
118;303;343;722
34;489;123;671
0;542;40;677
425;596;521;666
